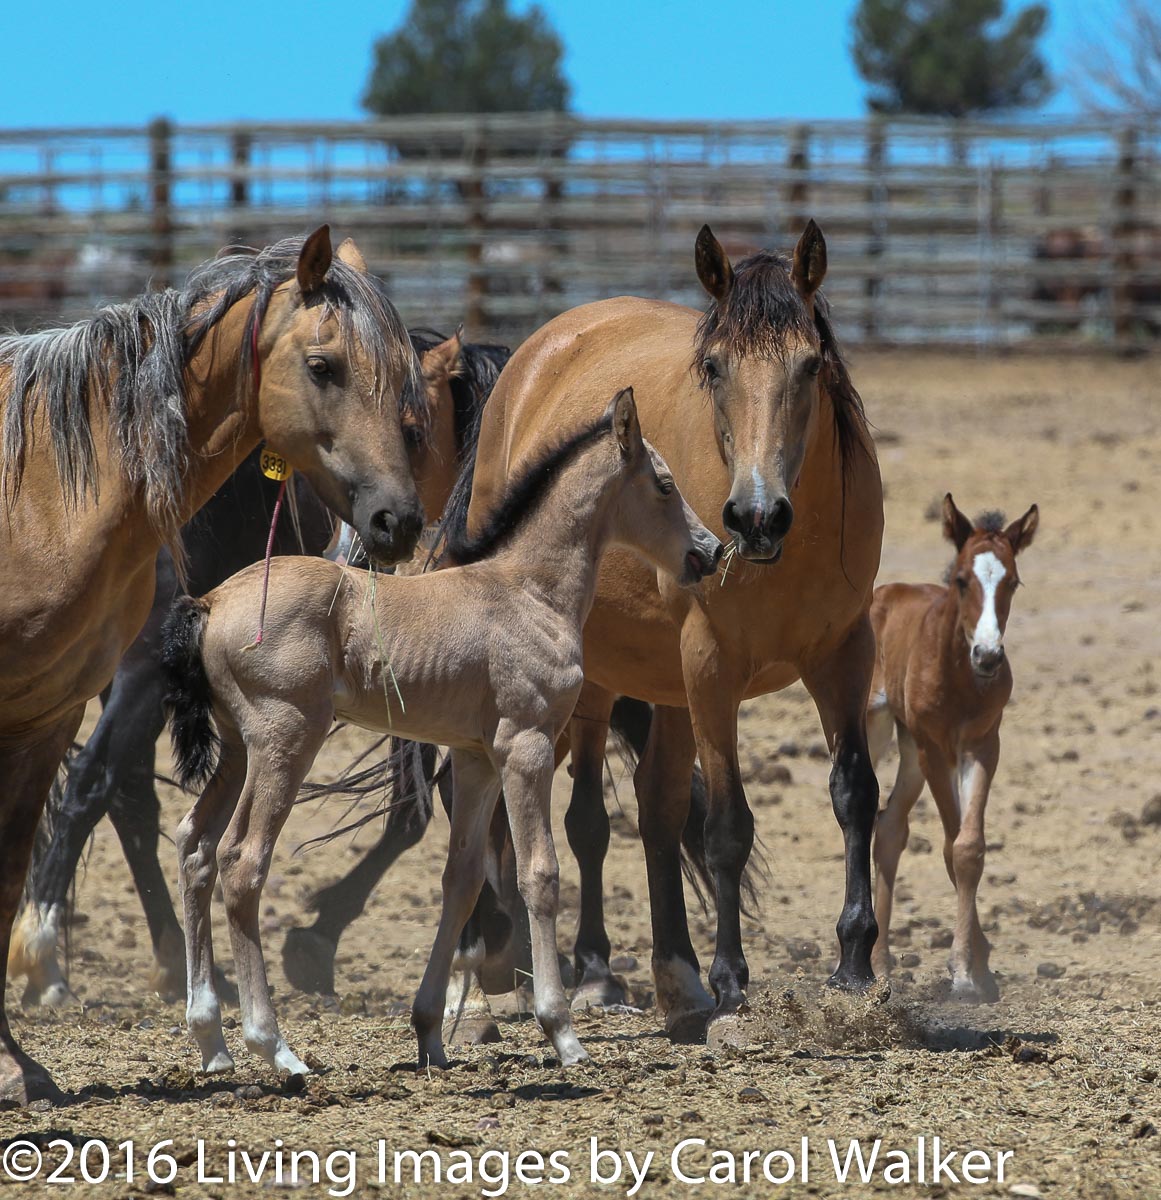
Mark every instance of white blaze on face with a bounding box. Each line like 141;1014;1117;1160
971;550;1006;654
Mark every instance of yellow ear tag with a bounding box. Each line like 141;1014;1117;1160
260;450;292;481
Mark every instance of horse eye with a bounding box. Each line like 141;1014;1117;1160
955;575;968;592
403;424;424;449
656;475;674;496
307;355;332;378
804;355;822;377
702;358;720;382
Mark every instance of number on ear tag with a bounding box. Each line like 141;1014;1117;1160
260;450;291;481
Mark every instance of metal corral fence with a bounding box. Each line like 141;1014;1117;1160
1;113;1159;348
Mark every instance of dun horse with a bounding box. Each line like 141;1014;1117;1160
9;330;510;1009
867;495;1038;1002
455;221;883;1043
0;227;423;1104
162;389;722;1073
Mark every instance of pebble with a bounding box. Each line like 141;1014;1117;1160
1141;795;1161;826
1036;962;1066;979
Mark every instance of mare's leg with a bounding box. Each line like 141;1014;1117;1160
498;727;587;1065
442;896;502;1046
800;614;881;992
176;742;246;1073
871;726;925;978
108;765;187;999
634;704;713;1040
413;749;501;1069
0;710;83;1104
564;683;627;1009
282;741;438;994
926;734;1000;1003
217;708;329;1074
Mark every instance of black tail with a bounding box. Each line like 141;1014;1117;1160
608;697;767;919
160;596;220;791
295;734;444;851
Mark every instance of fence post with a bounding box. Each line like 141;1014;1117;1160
229;129;251;245
465;124;489;336
148;116;173;289
1113;125;1138;349
864;122;886;340
786;125;810;236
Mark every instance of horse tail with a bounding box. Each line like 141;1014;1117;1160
607;697;767;918
160;595;220;791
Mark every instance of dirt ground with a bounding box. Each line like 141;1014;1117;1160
4;352;1161;1198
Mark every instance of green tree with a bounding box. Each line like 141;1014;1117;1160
362;0;570;116
851;0;1052;117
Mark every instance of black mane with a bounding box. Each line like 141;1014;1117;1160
439;413;613;567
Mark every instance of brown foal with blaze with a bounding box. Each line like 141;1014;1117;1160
867;494;1039;1002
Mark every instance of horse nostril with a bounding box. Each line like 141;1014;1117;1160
722;499;741;533
768;497;794;537
709;541;724;568
370;509;398;537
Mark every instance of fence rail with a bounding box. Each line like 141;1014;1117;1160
1;113;1159;348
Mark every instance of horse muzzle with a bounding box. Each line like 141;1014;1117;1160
353;497;424;567
722;493;793;564
681;535;725;586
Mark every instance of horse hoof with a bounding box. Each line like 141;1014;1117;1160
665;1007;712;1045
443;1015;502;1046
706;1012;751;1053
951;975;1000;1005
281;927;337;995
552;1033;590;1067
826;967;880;995
0;1060;63;1107
417;1045;450;1072
202;1051;236;1075
22;981;75;1009
570;974;629;1012
148;962;186;1004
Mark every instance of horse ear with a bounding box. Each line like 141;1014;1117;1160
942;493;973;551
297;225;333;295
335;237;368;273
695;225;734;303
423;328;465;388
610;387;642;458
792;219;827;300
1005;504;1039;554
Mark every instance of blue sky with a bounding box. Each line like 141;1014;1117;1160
1;0;1092;127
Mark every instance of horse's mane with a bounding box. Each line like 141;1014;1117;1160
0;234;421;541
439;412;614;568
692;249;870;481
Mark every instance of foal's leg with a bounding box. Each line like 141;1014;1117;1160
926;734;1000;1003
871;725;925;978
801;615;881;993
634;704;713;1040
564;683;627;1010
176;743;246;1073
0;711;82;1104
217;710;330;1074
413;749;501;1069
498;727;587;1065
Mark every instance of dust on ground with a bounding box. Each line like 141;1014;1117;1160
4;352;1161;1198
